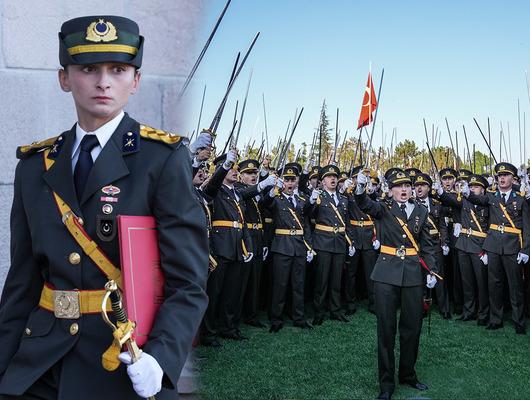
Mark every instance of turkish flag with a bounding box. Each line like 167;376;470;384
357;72;378;130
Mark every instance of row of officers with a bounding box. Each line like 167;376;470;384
189;126;530;398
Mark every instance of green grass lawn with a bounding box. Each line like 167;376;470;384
197;306;530;400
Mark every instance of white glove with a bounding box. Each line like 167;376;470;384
433;181;444;196
480;253;488;265
309;189;320;204
487;176;494;186
517;252;529;264
268;187;278;198
372;239;380;250
442;244;450;256
223;149;238;170
274;177;284;190
118;352;163;399
460;181;470;197
426;274;437;289
303;158;312;174
243;252;254;263
453;223;462;238
348;245;356;257
357;171;368;186
263;247;269;261
306;250;314;263
341;178;353;194
189;131;212;154
258;175;276;191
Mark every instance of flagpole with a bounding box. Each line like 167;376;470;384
366;68;385;170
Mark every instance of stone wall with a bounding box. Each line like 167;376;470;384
0;0;206;291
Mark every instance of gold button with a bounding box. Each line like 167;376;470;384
25;328;31;336
69;252;81;265
70;323;79;335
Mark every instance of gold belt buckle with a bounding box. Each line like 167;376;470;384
53;290;80;319
466;228;473;236
358;221;364;227
289;229;297;236
333;226;339;233
498;224;505;234
396;246;406;259
253;223;258;229
233;221;239;228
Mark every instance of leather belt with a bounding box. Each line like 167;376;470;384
39;284;111;319
212;220;243;229
462;226;487;238
350;220;374;227
246;223;263;230
275;228;304;236
489;223;521;235
380;245;417;259
315;224;345;234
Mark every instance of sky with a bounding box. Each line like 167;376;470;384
183;0;530;166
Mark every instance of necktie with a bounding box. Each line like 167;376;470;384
400;203;408;219
502;193;506;204
232;188;238;201
74;134;99;200
331;193;337;205
288;196;295;208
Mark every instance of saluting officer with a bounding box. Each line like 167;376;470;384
434;174;490;325
0;16;208;400
235;159;267;328
414;173;451;319
262;166;315;332
355;170;438;400
461;162;530;334
309;165;355;325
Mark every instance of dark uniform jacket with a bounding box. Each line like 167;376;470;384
262;192;313;257
210;181;259;261
438;192;489;254
310;190;354;253
0;114;208;399
347;194;377;250
467;190;530;255
355;193;437;287
416;197;448;255
235;182;264;259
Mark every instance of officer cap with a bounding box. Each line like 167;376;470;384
384;167;403;180
458;169;473;182
439;167;457;179
413;173;432;187
309;165;320;180
469;174;488;188
319;165;339;180
387;171;412;189
404;167;422;183
238;159;260;174
59;16;144;67
495;162;517;177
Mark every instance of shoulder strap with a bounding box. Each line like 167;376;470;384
395;215;420;252
43;150;123;289
469;208;483;233
499;202;523;247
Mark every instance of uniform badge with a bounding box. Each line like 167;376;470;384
414;216;420;233
102;204;113;214
102;185;121;196
122;131;139;153
86;19;118;43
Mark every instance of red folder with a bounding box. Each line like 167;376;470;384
117;215;164;347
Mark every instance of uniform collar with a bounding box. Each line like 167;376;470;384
72;111;124;158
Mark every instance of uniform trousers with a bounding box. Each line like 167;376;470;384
374;282;424;394
313;251;345;318
458;250;489;321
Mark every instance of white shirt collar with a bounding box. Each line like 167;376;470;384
499;189;512;199
72;111;124;159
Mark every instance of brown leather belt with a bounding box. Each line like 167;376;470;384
39;284;111;319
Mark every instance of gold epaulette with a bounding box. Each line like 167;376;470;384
487;188;496;193
517;191;525;197
17;136;59;159
140;124;183;145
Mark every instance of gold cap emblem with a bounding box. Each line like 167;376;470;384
499;165;505;171
86;19;118;42
287;168;294;174
248;162;255;169
396;172;406;179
